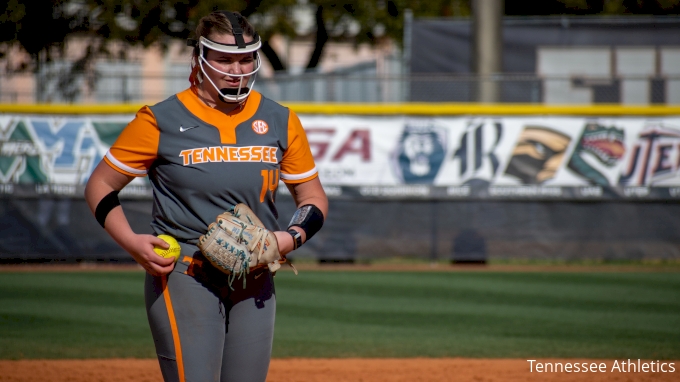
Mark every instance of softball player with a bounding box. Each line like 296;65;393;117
84;11;328;382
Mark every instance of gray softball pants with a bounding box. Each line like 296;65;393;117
144;244;276;382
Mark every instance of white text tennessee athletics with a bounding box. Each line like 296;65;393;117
527;359;675;373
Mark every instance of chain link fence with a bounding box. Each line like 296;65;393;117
1;71;678;104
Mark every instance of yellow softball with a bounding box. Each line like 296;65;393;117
154;234;181;262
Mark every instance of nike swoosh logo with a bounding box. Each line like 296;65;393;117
179;125;200;132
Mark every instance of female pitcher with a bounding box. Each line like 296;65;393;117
84;10;327;382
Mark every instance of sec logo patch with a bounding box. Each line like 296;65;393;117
252;120;269;135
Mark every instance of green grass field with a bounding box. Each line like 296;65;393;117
0;269;679;360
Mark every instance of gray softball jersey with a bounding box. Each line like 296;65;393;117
104;88;318;243
102;89;307;382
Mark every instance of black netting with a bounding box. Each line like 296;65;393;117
2;197;678;263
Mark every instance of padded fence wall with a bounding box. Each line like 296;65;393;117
2;196;678;263
2;105;680;263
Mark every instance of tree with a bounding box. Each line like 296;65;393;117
0;1;471;78
2;0;678;101
1;0;206;101
272;1;472;72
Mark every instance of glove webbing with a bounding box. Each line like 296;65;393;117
234;220;269;263
230;220;271;290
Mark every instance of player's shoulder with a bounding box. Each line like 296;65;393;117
256;91;290;114
145;90;193;129
128;95;178;129
148;92;182;112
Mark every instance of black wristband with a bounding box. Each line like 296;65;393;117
95;190;121;228
288;229;302;250
288;204;324;241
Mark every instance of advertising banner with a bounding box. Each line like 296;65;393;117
2;114;680;200
298;115;680;200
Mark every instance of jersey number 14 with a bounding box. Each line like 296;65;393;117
260;169;279;202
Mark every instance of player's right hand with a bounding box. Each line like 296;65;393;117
124;234;176;276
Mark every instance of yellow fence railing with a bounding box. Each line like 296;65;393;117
2;103;680;116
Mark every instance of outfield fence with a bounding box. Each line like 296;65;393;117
1;103;679;263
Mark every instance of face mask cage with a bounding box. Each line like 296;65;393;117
189;12;262;103
198;37;262;103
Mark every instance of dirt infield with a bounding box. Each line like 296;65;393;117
0;358;677;382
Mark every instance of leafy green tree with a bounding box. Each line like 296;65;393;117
0;1;470;76
1;0;678;100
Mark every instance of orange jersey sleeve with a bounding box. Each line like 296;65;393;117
103;106;160;177
280;109;318;184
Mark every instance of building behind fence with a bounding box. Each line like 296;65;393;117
2;16;680;105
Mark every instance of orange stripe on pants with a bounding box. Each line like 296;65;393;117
162;275;185;382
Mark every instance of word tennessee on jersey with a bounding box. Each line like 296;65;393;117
103;88;318;242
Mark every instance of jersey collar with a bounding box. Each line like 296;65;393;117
177;87;262;144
